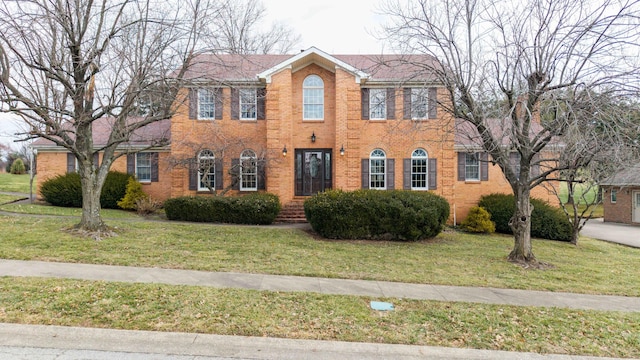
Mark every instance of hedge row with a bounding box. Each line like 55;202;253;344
40;171;133;209
164;193;281;225
304;189;450;241
478;193;572;241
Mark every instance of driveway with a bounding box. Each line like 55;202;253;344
580;218;640;248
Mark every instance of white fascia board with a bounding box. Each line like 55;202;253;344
258;46;369;84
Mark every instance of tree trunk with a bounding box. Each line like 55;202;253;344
77;164;107;232
508;185;536;263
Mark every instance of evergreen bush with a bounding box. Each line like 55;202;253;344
304;189;450;241
9;158;26;174
101;171;133;209
460;206;496;233
117;177;149;210
40;171;132;209
164;193;281;225
478;193;572;241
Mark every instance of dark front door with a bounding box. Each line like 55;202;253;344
295;149;332;196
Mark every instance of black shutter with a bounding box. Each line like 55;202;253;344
231;88;239;120
481;153;489;181
403;88;411;120
457;153;466;181
126;154;135;175
428;88;437;119
150;153;159;182
386;88;395;120
258;161;266;190
93;153;99;169
387;158;395;189
214;88;223;120
428;158;437;190
189;88;197;119
188;158;197;190
361;88;370;120
231;158;240;190
66;153;75;173
532;154;540;177
361;159;369;189
403;158;411;190
215;158;223;190
257;88;266;120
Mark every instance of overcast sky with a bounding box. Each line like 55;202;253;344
0;0;387;149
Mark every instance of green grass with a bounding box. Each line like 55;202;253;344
0;173;33;193
0;194;25;204
1;277;638;358
0;203;146;219
0;214;637;296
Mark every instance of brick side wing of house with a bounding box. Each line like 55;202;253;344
33;47;558;224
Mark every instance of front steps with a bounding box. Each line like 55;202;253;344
275;200;307;223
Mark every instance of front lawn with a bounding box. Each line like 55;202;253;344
0;213;637;296
0;173;33;193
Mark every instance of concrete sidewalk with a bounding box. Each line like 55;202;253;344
1;259;639;359
2;259;639;312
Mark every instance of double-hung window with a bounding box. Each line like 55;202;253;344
369;89;387;120
411;149;428;190
136;153;152;182
303;75;324;120
240;149;257;191
198;149;215;191
198;89;216;119
370;149;386;189
410;88;428;119
240;89;257;120
465;153;480;181
611;189;617;203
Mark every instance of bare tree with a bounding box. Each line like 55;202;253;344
206;0;300;54
380;0;640;265
0;0;213;234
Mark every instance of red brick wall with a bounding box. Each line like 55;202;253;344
602;186;638;224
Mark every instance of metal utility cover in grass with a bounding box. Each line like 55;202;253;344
370;301;394;311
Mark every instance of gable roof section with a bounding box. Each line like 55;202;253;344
601;163;640;186
257;47;369;83
183;47;441;85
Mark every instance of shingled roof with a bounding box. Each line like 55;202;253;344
600;163;640;186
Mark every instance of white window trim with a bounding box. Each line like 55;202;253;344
411;88;429;120
303;75;324;120
198;150;215;191
240;88;257;120
198;89;215;120
411;148;428;190
465;153;480;181
136;153;152;183
240;150;258;191
370;149;386;190
370;89;387;120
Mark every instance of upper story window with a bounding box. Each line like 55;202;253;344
136;152;152;182
369;89;387;120
370;149;387;190
198;149;215;191
240;88;257;120
198;89;216;119
240;149;258;191
410;88;428;119
303;75;324;120
411;149;428;190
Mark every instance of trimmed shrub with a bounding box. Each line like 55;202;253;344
164;193;281;225
478;193;572;241
40;171;132;209
117;177;149;210
9;158;26;174
460;206;496;233
40;172;82;207
101;171;134;209
304;189;450;241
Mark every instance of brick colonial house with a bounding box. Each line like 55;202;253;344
33;47;557;224
600;164;640;225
